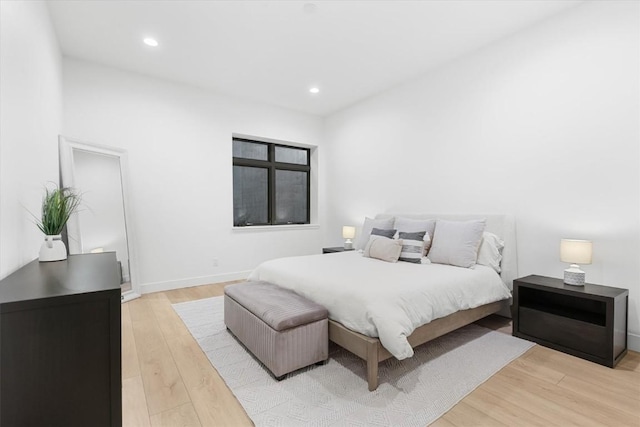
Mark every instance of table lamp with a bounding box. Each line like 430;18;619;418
560;239;592;286
343;226;356;250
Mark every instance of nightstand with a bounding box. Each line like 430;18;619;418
513;275;628;368
322;247;354;254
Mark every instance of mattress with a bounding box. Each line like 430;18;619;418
248;251;511;360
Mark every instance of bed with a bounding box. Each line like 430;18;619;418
248;214;518;390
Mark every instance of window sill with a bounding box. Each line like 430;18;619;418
232;224;320;232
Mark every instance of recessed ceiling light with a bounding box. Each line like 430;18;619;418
143;37;159;47
309;87;320;94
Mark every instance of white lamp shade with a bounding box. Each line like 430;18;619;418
560;239;592;265
342;226;356;239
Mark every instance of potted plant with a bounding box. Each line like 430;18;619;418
35;184;81;262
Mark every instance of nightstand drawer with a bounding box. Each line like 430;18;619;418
519;307;607;358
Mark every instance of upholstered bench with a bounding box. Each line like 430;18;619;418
224;281;329;379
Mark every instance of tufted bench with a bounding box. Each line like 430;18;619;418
224;281;329;379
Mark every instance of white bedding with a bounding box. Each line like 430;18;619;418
248;251;511;360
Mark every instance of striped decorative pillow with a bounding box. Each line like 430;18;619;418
398;231;427;263
394;217;435;255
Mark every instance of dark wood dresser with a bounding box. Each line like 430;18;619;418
0;253;122;426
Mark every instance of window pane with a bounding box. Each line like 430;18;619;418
275;146;307;165
233;140;268;161
275;170;307;224
233;166;268;226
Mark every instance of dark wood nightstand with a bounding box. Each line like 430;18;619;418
513;275;628;368
322;247;354;254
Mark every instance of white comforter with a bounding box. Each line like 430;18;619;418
248;251;511;360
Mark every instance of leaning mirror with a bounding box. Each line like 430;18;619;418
59;136;140;302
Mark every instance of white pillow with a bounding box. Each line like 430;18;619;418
363;236;403;263
477;232;504;274
428;219;486;268
393;217;436;254
355;217;394;250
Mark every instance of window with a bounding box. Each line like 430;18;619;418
233;138;310;226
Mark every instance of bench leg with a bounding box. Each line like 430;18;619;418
366;341;379;391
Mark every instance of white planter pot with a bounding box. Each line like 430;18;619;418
39;235;67;262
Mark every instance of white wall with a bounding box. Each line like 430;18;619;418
0;1;62;279
72;149;130;280
62;59;324;292
323;1;640;347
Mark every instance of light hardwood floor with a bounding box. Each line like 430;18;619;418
123;282;640;426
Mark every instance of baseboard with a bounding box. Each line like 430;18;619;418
628;332;640;352
121;291;141;303
140;270;252;294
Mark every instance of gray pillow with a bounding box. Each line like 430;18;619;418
428;219;486;268
394;217;436;236
355;217;395;250
371;228;397;239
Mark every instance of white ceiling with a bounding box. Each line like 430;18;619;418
48;0;581;116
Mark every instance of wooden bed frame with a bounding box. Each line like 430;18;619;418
326;213;517;390
328;300;503;391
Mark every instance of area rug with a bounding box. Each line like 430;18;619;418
173;297;534;426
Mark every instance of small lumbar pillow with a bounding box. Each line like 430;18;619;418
393;217;436;253
428;219;486;268
355;217;395;250
371;228;397;239
476;232;504;273
398;231;427;264
364;236;403;263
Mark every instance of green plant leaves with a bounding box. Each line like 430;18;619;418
35;184;81;236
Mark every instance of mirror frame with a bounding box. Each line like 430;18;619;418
59;136;141;302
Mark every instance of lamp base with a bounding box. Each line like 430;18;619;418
564;264;585;286
344;239;353;250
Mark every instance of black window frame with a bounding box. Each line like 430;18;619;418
232;137;311;226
